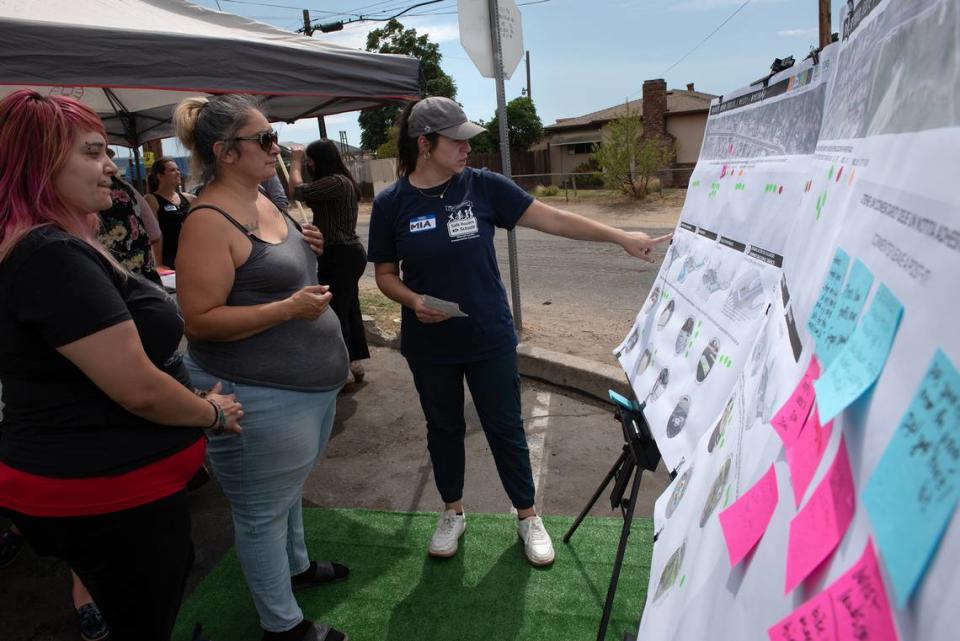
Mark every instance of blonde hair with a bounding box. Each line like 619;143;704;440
173;94;263;185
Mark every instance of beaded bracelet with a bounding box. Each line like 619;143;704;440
206;398;227;434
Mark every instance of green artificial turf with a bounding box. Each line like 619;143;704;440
173;509;653;641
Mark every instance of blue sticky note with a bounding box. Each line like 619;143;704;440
862;349;960;606
817;259;875;367
807;248;850;343
814;283;903;422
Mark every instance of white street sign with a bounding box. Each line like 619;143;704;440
458;0;524;80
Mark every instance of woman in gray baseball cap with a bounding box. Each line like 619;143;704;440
368;96;670;567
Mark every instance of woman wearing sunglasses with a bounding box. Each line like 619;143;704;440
172;95;350;641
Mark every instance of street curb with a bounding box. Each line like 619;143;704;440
362;315;629;404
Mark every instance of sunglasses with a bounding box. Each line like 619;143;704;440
229;130;279;151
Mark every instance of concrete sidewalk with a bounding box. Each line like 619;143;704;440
1;345;670;641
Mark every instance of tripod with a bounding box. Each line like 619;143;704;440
563;390;662;641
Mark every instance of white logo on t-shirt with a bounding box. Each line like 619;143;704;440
445;201;479;241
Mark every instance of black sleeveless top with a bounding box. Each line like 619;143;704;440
153;191;190;268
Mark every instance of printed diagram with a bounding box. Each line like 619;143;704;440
645;285;663;312
677;255;707;284
653;539;687;602
632;348;653;379
696;339;721;383
699;457;733;527
667;395;691;438
697;258;736;300
723;269;767;322
676;317;695;355
707;397;734;453
647;368;670;404
622;322;643;355
658;299;676;330
752;362;779;424
665;467;693;519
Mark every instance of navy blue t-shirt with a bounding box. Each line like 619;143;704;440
368;168;533;363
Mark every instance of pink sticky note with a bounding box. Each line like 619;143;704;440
719;464;779;566
785;406;835;507
772;356;821;448
767;590;836;641
768;540;899;641
785;438;856;593
829;539;899;641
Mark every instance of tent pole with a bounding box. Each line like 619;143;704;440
133;147;144;193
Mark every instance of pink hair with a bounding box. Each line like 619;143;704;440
0;89;109;262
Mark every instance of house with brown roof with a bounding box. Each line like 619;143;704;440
540;79;716;187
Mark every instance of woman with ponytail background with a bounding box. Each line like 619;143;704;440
173;94;350;641
288;139;370;384
0;89;242;641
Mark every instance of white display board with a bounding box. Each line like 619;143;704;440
622;1;960;640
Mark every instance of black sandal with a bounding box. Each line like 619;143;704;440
291;561;349;591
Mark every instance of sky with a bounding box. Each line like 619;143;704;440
155;0;850;157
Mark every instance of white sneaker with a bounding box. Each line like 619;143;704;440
518;515;555;566
429;509;465;558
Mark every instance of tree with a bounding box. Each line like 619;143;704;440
483;97;544;151
359;19;457;151
375;126;399;158
592;108;674;199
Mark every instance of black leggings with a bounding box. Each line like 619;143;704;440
316;243;370;362
10;491;194;641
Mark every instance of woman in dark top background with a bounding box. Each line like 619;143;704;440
145;156;195;269
0;90;241;641
289;140;370;384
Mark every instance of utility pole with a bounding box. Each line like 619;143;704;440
525;50;531;100
302;11;328;137
302;9;313;36
488;0;523;331
818;0;832;48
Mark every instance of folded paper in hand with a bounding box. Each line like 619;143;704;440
423;295;468;318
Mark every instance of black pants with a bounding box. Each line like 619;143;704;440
407;350;536;509
10;491;194;641
316;242;370;362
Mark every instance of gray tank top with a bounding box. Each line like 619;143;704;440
186;205;349;391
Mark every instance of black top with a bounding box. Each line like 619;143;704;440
0;227;201;478
294;175;360;246
154;191;190;268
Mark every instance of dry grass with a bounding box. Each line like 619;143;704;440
360;285;401;333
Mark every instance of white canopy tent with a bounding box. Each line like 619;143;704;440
0;0;421;147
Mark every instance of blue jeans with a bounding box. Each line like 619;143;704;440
406;349;535;510
185;355;340;633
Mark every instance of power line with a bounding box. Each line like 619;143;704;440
658;0;753;78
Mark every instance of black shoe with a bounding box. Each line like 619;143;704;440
291;561;349;591
77;603;109;641
0;527;24;569
262;621;347;641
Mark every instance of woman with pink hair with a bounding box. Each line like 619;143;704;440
0;89;242;641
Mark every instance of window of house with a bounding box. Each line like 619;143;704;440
568;142;597;155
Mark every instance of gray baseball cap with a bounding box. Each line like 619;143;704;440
407;97;486;140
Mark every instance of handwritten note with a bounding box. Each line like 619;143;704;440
829;540;899;641
862;349;960;606
767;590;836;641
815;284;903;422
719;464;779;567
772;356;822;448
807;248;850;344
786;438;856;593
786;406;835;508
817;259;874;367
769;540;898;641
